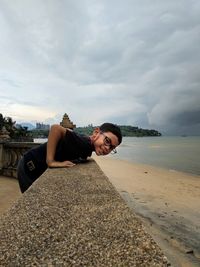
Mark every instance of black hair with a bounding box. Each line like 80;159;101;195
99;123;122;144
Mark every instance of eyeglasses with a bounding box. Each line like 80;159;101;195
100;132;117;154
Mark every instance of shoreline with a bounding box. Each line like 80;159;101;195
113;155;200;178
93;156;200;267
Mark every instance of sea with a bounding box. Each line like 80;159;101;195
111;136;200;176
34;136;200;176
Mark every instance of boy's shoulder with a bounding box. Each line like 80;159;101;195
63;130;93;157
65;130;91;147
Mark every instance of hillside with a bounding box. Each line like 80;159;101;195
74;125;161;137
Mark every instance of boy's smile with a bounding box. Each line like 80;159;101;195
91;129;119;156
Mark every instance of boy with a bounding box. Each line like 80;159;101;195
17;123;122;193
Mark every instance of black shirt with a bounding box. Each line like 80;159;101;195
23;130;94;181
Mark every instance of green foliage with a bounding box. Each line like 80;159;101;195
29;129;49;138
74;124;94;135
119;125;161;137
0;113;4;130
0;113;16;137
3;116;16;137
74;124;162;137
0;113;32;140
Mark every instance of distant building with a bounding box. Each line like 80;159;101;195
60;113;76;129
36;123;50;130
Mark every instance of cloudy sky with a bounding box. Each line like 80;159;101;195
0;0;200;135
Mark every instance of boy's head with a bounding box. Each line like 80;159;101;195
91;123;122;156
99;123;122;145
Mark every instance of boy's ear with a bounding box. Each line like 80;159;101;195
92;127;100;136
91;127;100;141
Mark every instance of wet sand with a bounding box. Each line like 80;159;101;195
94;156;200;267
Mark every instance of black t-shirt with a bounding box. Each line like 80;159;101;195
23;130;94;181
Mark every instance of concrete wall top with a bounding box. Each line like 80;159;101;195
0;159;169;266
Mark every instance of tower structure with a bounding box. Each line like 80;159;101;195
60;113;76;129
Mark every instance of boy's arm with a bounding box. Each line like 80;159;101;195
46;124;75;168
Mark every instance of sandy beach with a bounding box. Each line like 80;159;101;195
93;156;200;267
1;158;200;266
0;176;21;215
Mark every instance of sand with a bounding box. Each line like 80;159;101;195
0;176;21;215
93;156;200;267
1;158;200;266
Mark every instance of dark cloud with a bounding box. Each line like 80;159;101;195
171;110;200;126
0;1;200;134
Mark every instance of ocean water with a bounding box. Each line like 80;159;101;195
110;136;200;176
34;138;48;143
34;136;200;176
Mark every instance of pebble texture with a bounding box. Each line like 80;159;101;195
0;159;169;266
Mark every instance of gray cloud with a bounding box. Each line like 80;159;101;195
0;0;200;135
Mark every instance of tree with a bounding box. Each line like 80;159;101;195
3;116;16;137
0;113;4;130
0;113;30;139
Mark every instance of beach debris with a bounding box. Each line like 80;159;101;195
185;249;194;254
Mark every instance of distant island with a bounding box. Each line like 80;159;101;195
74;125;162;137
28;125;161;138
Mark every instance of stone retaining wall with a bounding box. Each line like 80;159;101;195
0;159;169;266
0;141;38;178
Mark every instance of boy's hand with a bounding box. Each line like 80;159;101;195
47;160;75;168
61;161;76;167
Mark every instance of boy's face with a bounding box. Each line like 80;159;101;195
92;128;119;156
